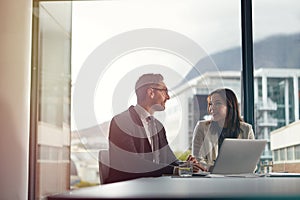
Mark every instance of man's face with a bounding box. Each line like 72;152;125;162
149;81;170;111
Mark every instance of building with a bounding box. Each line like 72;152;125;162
270;120;300;172
254;68;300;164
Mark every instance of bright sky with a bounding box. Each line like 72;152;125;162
71;0;300;131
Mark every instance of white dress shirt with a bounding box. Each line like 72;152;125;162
134;104;152;148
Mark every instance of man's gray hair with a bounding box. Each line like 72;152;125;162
135;73;164;92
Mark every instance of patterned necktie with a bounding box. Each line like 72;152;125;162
147;116;160;163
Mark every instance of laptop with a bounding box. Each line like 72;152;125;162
193;139;267;176
211;139;267;175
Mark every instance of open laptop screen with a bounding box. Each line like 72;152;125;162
211;139;267;174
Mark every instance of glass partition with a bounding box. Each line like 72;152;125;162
31;0;294;198
253;0;300;172
71;0;242;186
31;1;72;199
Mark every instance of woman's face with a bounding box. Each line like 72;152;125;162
208;93;227;125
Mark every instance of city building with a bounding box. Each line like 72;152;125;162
270;120;300;172
254;68;300;164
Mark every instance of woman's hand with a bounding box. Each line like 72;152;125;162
193;163;207;172
186;155;197;163
186;155;208;172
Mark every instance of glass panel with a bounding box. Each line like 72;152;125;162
34;1;72;199
280;148;286;161
71;0;241;185
287;146;294;160
253;0;300;171
273;149;279;162
295;145;300;160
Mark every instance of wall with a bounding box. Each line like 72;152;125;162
270;120;300;150
273;163;300;173
0;0;32;199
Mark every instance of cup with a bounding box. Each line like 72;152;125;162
178;161;193;177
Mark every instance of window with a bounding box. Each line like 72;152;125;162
71;0;241;184
279;148;286;161
287;146;294;161
295;145;300;160
31;0;300;199
253;0;300;166
273;149;279;162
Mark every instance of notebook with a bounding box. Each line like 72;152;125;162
210;139;267;175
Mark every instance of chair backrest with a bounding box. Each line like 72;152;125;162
98;149;110;184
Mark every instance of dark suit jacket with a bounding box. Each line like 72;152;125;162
106;106;178;184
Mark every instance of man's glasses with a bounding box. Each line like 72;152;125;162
151;87;169;94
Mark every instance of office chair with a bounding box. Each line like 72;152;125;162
98;149;110;184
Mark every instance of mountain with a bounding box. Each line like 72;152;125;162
184;32;300;82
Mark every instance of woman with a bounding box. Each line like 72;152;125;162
191;88;254;171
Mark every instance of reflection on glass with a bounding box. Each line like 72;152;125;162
71;0;241;186
33;0;300;196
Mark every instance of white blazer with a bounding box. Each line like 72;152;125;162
192;120;255;168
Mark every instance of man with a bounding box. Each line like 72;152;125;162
106;73;179;183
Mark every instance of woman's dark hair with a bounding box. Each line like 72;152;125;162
208;88;243;138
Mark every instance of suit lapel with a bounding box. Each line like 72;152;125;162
128;106;152;153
